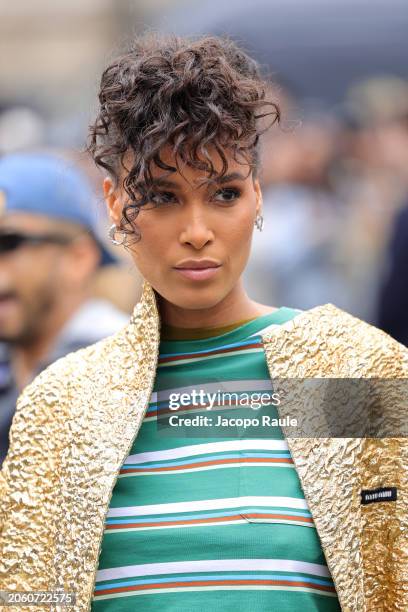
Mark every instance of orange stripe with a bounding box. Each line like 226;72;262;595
96;578;335;596
106;512;313;530
120;457;293;474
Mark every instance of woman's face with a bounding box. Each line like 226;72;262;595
104;146;262;311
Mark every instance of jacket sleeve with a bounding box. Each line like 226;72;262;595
351;322;408;611
0;362;68;591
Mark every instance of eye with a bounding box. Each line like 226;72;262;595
149;191;178;206
212;187;241;204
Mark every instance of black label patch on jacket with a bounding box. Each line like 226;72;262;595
361;487;397;505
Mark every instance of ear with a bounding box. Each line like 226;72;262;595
103;177;122;226
253;178;263;216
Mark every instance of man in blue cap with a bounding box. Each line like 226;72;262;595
0;151;129;465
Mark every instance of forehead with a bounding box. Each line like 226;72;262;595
123;144;252;188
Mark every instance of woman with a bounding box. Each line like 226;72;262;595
0;33;406;612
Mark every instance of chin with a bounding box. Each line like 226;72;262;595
165;286;227;311
179;297;222;311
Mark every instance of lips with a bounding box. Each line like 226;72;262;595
0;294;17;303
0;295;19;316
173;260;222;281
174;259;221;270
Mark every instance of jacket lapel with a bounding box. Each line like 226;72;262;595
261;307;366;611
51;279;161;609
262;306;408;612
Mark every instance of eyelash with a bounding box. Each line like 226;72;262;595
213;187;242;203
150;187;242;206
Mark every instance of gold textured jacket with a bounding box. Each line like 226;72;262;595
0;279;407;612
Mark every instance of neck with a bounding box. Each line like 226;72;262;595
10;288;90;390
156;278;276;329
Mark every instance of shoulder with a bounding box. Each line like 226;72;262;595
315;302;407;352
5;326;130;445
319;303;408;375
0;326;131;498
263;302;408;377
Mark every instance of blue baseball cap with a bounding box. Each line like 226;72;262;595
0;151;116;266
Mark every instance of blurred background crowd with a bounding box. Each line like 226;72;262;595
0;0;407;462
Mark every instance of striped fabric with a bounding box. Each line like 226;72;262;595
92;307;341;611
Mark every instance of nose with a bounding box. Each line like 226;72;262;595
179;208;215;250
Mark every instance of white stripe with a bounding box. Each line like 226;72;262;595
107;496;309;518
125;439;289;464
96;558;331;582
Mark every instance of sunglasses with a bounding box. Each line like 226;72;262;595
0;230;75;254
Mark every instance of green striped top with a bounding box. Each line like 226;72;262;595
92;307;341;611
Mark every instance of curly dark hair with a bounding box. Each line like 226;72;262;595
88;32;280;242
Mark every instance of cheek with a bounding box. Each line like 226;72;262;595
127;217;169;277
28;250;59;285
8;254;49;304
223;204;255;253
14;251;46;285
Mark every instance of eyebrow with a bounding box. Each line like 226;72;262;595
151;171;248;190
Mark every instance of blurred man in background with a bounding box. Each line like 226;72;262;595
0;152;129;465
